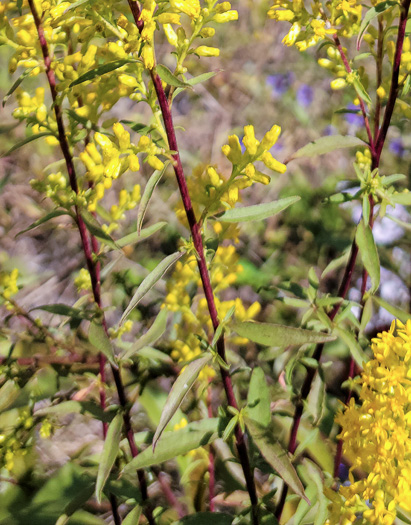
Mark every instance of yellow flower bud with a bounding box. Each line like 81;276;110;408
330;78;347;90
146;155;164;171
128;154;140;172
213;10;238;23
261;151;286;173
163;24;178;47
195;46;220;57
157;13;181;24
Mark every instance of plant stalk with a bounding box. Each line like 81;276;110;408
126;3;259;522
27;2;154;521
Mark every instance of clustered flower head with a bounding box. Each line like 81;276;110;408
328;320;411;524
268;0;362;51
0;268;19;308
164;245;261;383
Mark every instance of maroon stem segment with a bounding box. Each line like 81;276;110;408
27;2;153;522
125;2;259;521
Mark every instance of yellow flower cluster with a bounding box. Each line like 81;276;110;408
0;408;34;473
164;245;261;382
79;123;158;212
74;268;92;292
330;320;411;524
176;125;286;239
268;0;361;51
0;268;19;308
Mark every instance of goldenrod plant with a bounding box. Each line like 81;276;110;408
0;0;409;523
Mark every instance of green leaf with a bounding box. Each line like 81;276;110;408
81;210;118;250
0;380;20;412
246;367;271;428
15;210;71;237
372;296;411;323
173;513;233;525
355;220;380;294
391;191;411;205
381;173;406;185
305;460;329;525
3;67;36;107
321;250;350;279
362;195;370;226
352;75;372;105
246;418;308;503
360;297;373;333
116;221;167;248
357;1;398;50
231;321;336;347
123;505;142;525
123;418;219;472
156;64;191;88
70;59;138;87
290;135;365;160
152;354;212;449
173;70;221;99
121;308;169;360
333;326;368;367
120;251;184;325
30;303;92;320
135;346;173;364
89;321;117;367
217;196;300;223
16;0;23;14
1;131;56;157
137;164;168;234
34;400;112;422
96;412;123;503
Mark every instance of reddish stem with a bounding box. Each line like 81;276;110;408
333;35;374;152
374;0;410;162
27;2;153;522
126;3;259;522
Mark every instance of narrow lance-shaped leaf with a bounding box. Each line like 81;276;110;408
120;251;184;325
156;64;191;88
173;70;222;99
89;321;117;368
232;321;336;347
372;296;411;323
1;131;55;158
69;59;139;87
246;418;309;503
123;418;219;473
81;210;118;250
333;326;368;367
16;209;72;237
356;1;398;50
289;135;365;161
152;354;212;450
123;505;142;525
116;221;167;248
137;164;168;234
217;196;300;223
355;219;380;294
121;308;169;360
0;380;20;412
246;367;271;428
95;412;123;503
3;67;36;107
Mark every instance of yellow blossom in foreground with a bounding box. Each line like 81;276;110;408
331;320;411;524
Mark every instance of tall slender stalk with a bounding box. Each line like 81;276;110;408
27;2;154;522
127;3;259;523
275;2;410;515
